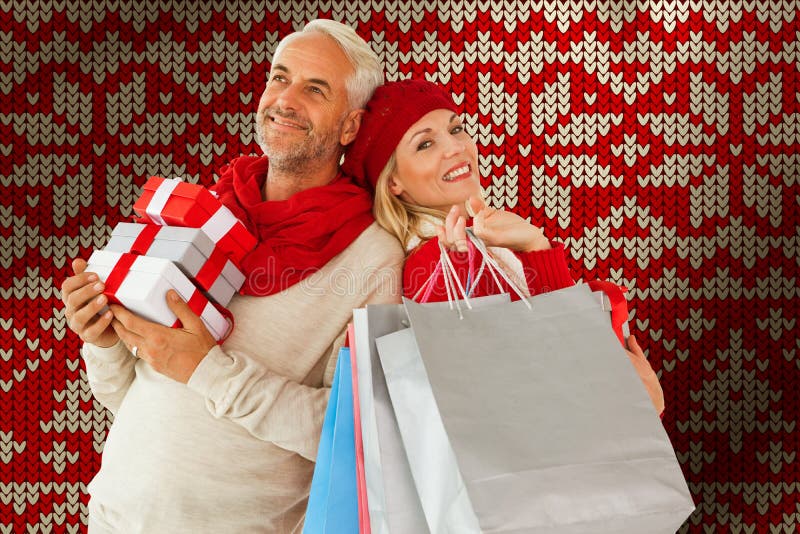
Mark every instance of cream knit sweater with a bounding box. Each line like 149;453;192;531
82;222;404;533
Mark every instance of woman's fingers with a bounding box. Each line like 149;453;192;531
440;206;468;252
453;215;467;252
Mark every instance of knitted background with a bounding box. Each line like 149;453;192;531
1;1;798;532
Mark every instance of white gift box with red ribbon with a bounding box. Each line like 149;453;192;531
86;249;231;341
132;176;257;267
104;222;245;307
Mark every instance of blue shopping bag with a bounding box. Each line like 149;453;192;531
304;347;358;533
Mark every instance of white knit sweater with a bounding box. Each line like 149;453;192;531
82;222;404;533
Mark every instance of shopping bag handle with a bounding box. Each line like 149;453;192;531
587;279;629;347
465;229;532;309
411;241;474;314
412;231;533;314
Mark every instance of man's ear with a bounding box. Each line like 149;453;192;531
340;109;364;146
387;173;404;196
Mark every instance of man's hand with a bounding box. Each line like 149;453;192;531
110;290;217;383
61;259;119;348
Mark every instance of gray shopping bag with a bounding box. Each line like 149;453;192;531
353;295;510;534
377;327;482;534
386;284;695;533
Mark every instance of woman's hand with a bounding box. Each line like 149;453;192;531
624;334;665;415
436;205;469;252
469;196;551;252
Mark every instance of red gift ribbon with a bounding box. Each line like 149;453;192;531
194;247;229;290
103;253;138;305
128;223;231;297
173;289;208;328
129;224;161;255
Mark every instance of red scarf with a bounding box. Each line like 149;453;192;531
211;155;374;296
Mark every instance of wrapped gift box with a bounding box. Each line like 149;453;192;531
104;222;245;307
86;249;231;341
133;176;257;266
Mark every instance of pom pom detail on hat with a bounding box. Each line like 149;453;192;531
342;79;458;190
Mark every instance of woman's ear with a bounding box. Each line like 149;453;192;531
340;109;364;146
387;173;404;196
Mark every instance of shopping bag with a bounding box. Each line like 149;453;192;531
352;294;511;534
347;324;370;534
377;327;481;533
379;284;695;533
303;348;358;533
351;304;428;534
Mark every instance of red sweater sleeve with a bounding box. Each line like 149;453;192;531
403;238;575;302
403;237;472;302
513;241;575;296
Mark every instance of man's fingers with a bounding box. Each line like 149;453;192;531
65;277;105;314
627;334;644;356
166;290;204;331
61;271;99;305
72;258;87;276
70;292;109;330
108;304;144;333
82;310;114;343
111;319;146;354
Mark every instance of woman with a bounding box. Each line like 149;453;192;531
343;78;664;414
343;78;575;301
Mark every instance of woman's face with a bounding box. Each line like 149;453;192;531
389;109;481;215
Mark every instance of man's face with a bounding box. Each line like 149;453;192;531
255;32;355;171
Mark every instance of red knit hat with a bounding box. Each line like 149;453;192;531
342;79;458;190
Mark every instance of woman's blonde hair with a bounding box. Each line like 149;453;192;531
372;153;447;250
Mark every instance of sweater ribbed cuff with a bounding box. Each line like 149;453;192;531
186;345;237;409
82;339;131;366
515;241;575;293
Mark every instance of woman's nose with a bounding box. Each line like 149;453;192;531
444;136;466;157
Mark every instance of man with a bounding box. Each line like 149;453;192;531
60;20;403;533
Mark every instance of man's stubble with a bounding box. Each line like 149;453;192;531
255;108;346;174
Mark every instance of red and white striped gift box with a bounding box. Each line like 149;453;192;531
104;222;245;307
133;176;257;267
86;249;231;341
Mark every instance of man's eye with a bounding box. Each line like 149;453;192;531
308;86;323;94
270;74;287;83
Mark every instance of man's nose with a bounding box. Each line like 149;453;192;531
274;83;302;111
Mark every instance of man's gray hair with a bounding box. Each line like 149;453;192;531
273;19;384;110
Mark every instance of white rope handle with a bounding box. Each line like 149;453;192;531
438;240;472;317
465;229;532;309
411;265;440;302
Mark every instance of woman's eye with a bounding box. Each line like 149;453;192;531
417;140;432;151
451;125;463;134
